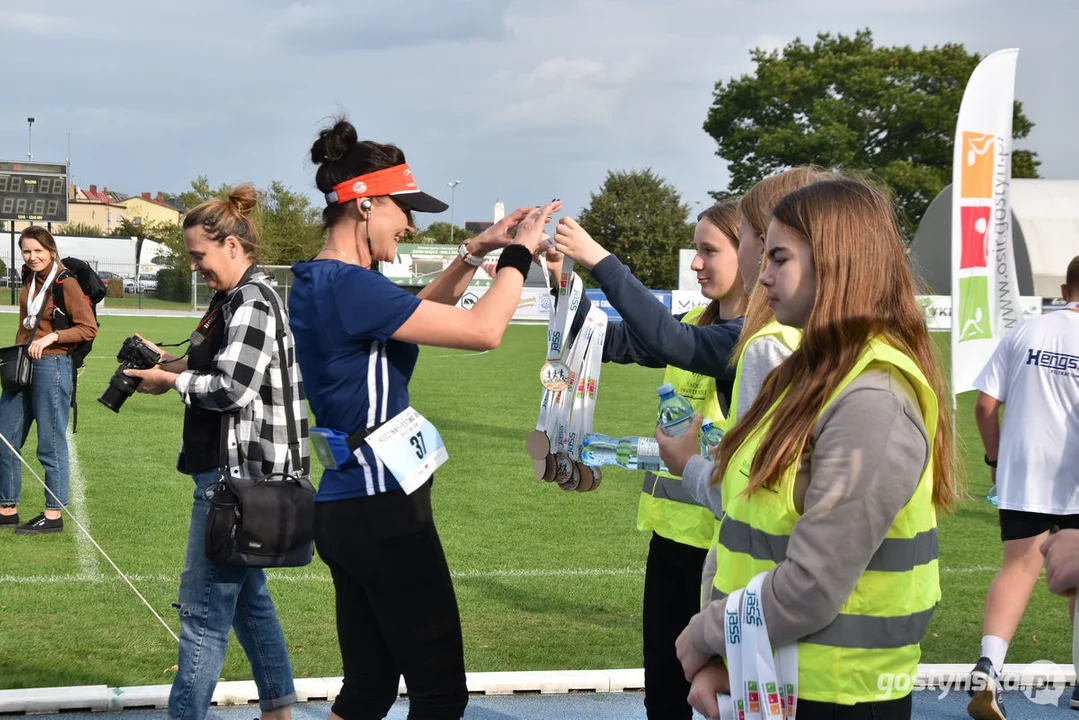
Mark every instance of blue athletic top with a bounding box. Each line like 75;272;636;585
289;259;421;500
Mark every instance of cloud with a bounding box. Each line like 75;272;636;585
0;9;77;36
488;57;636;130
0;0;1074;231
266;0;513;53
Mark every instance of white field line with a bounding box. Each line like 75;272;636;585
67;426;100;579
0;565;998;586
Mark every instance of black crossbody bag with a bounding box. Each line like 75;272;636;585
0;289;52;393
204;283;315;567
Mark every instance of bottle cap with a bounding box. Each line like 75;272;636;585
657;382;674;396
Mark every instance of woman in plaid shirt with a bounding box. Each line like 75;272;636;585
126;186;305;720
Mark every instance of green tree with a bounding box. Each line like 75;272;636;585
111;217;184;278
413;221;474;245
255;181;324;265
704;29;1040;238
176;175;230;210
171;177;326;266
55;222;104;236
578;169;692;289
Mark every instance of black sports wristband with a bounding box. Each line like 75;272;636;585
495;244;533;280
984;454;998;468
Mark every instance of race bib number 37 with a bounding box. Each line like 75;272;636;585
365;407;449;495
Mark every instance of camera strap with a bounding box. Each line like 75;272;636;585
151;268;262;365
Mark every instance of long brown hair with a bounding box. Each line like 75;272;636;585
715;177;958;512
732;167;827;365
696;198;743;326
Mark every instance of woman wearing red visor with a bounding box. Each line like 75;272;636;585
289;117;559;720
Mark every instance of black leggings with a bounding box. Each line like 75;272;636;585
314;483;467;720
796;694;913;719
643;532;708;720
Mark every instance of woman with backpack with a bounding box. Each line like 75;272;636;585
0;225;97;535
123;186;306;720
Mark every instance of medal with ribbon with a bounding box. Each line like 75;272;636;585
539;259;581;392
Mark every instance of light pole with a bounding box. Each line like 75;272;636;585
27;117;34;161
448;180;461;245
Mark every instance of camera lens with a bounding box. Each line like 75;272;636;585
98;366;141;413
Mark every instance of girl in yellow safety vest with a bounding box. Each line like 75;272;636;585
683;167;824;514
553;200;745;720
658;176;957;720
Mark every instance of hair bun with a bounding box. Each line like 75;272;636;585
311;118;358;164
227;184;258;217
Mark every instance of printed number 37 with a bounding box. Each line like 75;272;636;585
409;433;427;459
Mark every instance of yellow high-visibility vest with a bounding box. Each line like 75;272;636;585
712;337;940;704
637;306;725;549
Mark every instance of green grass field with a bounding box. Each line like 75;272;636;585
0;313;1071;691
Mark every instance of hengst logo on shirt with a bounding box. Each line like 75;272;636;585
1026;349;1079;379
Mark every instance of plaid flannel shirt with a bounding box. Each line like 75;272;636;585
174;274;309;479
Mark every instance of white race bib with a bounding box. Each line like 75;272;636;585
364;407;448;495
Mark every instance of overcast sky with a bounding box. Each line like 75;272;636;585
1;0;1075;231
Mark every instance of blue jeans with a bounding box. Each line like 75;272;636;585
0;353;72;510
168;470;296;720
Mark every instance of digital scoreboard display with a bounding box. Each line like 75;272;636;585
0;161;69;223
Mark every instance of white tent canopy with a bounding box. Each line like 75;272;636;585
909;179;1079;297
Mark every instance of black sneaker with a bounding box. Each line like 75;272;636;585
968;656;1006;720
1070;684;1079;710
15;513;63;535
0;512;18;529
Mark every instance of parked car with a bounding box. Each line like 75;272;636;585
125;273;159;294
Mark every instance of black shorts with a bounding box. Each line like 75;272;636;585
999;509;1079;542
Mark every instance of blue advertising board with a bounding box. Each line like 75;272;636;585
585;289;671;321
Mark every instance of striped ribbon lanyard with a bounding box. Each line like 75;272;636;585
721;573;798;719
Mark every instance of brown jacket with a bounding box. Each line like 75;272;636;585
15;262;97;354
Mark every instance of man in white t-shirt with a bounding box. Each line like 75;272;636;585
967;256;1079;720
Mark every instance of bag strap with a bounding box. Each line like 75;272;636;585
217;279;302;476
26;284;52;339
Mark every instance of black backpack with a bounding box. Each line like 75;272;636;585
43;257;107;431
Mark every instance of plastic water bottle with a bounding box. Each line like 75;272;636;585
616;435;667;473
698;417;724;456
987;483;999;506
580;433;619;467
657;383;694;437
580;433;668;473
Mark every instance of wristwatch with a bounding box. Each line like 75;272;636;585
984;454;998;468
457;242;484;268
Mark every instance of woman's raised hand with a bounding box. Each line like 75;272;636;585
469;206;533;255
554;216;610;270
513;200;563;254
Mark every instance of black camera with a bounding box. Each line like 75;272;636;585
98;336;162;413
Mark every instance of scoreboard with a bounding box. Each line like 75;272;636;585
0;161;68;223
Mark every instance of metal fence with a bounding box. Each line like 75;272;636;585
190;265;294;310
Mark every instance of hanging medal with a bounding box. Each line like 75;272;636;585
538;260;580;392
